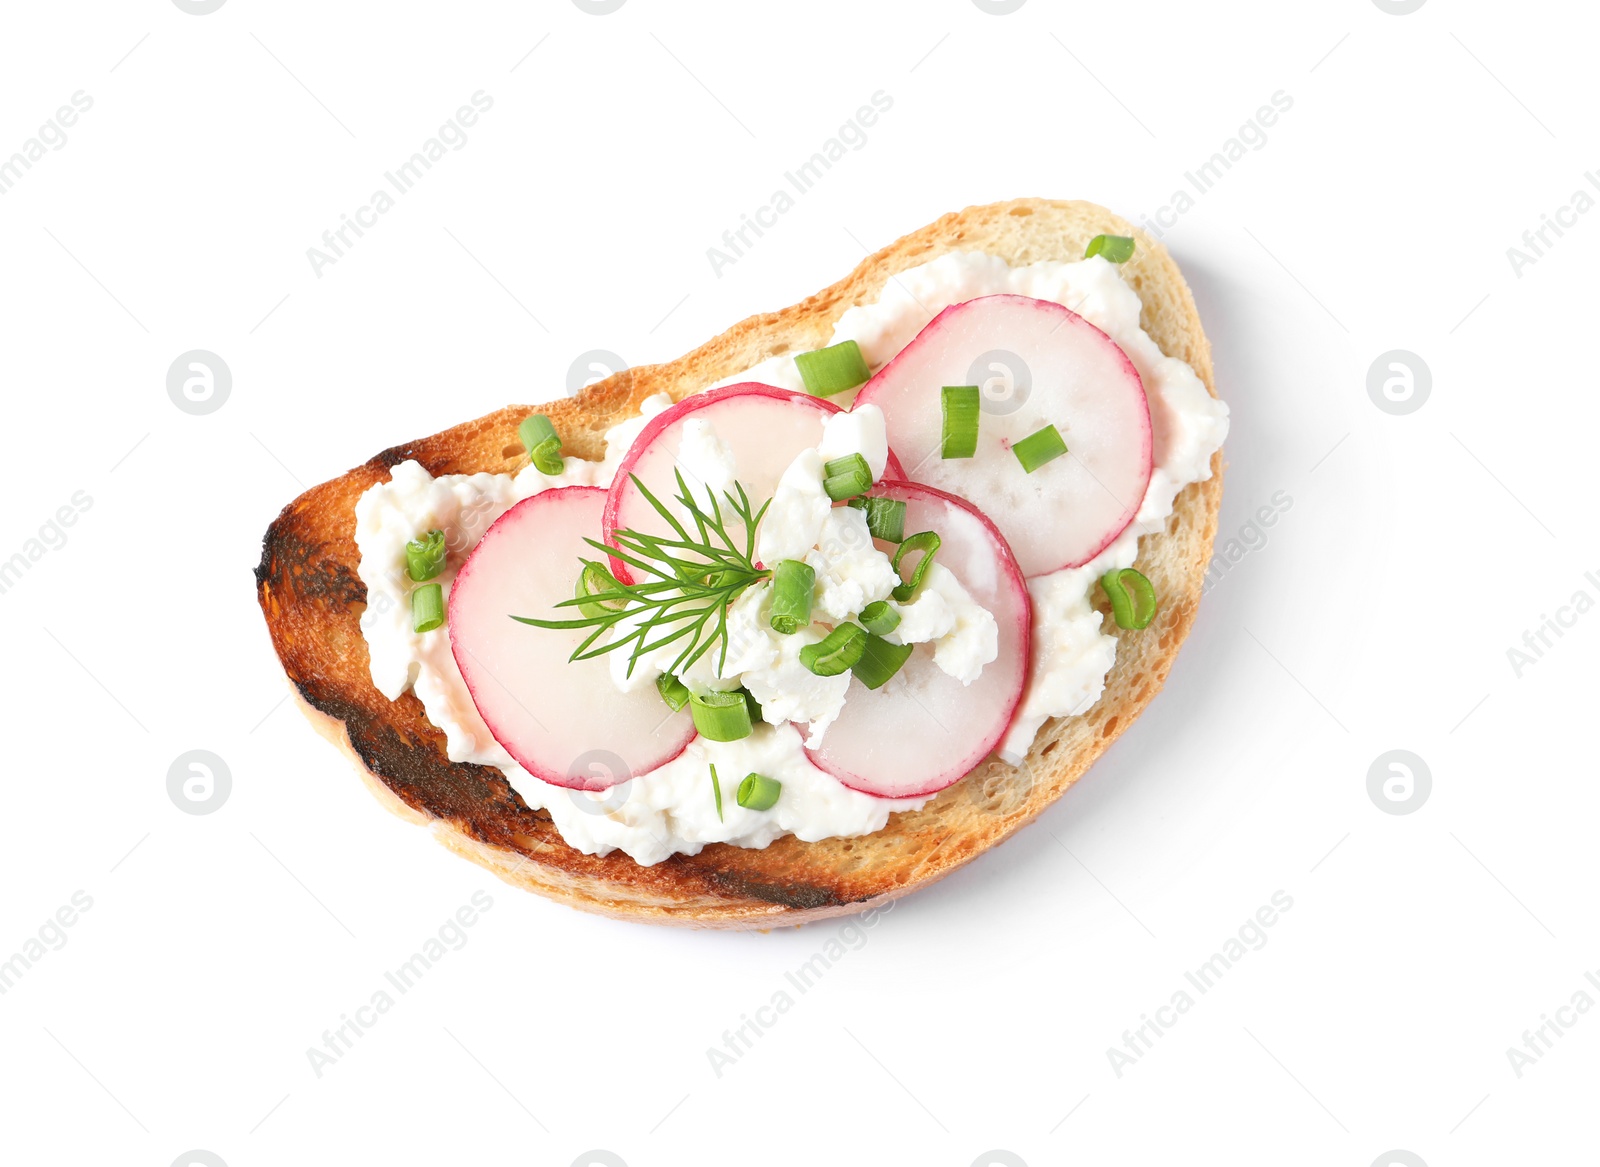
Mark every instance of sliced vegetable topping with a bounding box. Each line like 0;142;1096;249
736;771;782;811
519;413;564;475
690;689;754;742
847;495;907;543
405;529;447;582
822;453;873;501
1013;424;1068;473
656;672;691;712
858;599;901;636
742;687;764;726
851;294;1152;575
574;561;626;619
940;385;980;459
1101;567;1158;630
1085;234;1136;262
795;340;871;397
851;634;914;690
514;474;769;680
769;559;816;635
799;622;867;677
448;485;695;790
891;531;941;602
412;583;445;633
709;763;724;821
805;482;1031;800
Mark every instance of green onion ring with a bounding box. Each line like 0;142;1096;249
519;413;565;475
798;622;867;677
736;772;782;811
1100;567;1158;630
795;340;871;397
769;559;815;636
1013;424;1068;473
822;453;873;501
941;385;980;459
847;496;906;544
690;689;754;741
858;600;901;636
1085;234;1136;262
851;634;914;690
574;562;626;620
411;583;445;633
891;531;941;602
405;529;447;582
655;672;691;712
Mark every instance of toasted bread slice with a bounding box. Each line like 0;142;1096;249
255;198;1223;928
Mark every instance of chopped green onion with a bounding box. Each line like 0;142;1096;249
743;687;764;726
656;672;691;712
736;772;782;811
412;583;444;633
853;640;914;692
1013;424;1068;473
518;413;564;475
574;562;625;620
941;385;980;459
852;634;914;690
858;600;901;636
769;559;816;635
689;689;753;741
891;531;941;602
518;412;556;450
1101;567;1158;630
1085;234;1136;263
405;529;447;582
795;340;871;397
822;453;873;501
848;496;906;543
799;622;867;677
710;763;724;821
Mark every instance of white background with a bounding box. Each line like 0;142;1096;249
1;1;1594;1165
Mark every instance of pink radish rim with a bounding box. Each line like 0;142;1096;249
804;478;1034;799
601;381;907;583
447;484;694;790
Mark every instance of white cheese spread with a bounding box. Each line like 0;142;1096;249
353;251;1228;863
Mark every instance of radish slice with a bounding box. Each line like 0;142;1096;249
854;294;1153;576
603;382;905;582
448;486;694;790
806;481;1031;799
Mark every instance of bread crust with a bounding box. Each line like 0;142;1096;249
254;198;1223;928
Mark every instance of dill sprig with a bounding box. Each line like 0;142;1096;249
512;471;771;679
